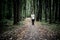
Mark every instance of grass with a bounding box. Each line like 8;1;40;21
0;19;24;34
40;21;60;32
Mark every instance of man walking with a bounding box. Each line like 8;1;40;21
31;13;35;25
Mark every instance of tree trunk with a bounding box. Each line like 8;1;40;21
13;0;18;24
33;0;35;14
58;0;60;22
16;0;20;23
36;0;39;21
54;0;58;23
39;0;42;21
7;0;12;19
25;0;26;18
49;0;51;24
45;0;48;22
0;0;3;21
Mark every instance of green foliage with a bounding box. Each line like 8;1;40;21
41;21;60;32
0;0;60;34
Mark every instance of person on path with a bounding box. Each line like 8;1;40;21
31;13;35;25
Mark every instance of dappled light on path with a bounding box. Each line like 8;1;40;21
0;18;57;40
17;18;56;40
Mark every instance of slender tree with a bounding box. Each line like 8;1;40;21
0;0;3;21
16;0;20;23
58;0;60;22
49;0;51;23
7;0;12;19
33;0;35;14
24;0;26;18
39;0;42;21
0;0;3;33
52;0;55;23
54;0;58;23
13;0;18;24
13;0;20;24
36;0;39;21
45;0;48;22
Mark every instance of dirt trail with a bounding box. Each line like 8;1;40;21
16;18;56;40
0;18;57;40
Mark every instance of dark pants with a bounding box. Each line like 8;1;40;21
32;19;35;25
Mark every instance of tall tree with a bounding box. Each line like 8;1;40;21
7;0;12;19
24;0;26;18
36;0;39;21
13;0;20;24
45;0;48;22
49;0;51;23
33;0;35;14
58;0;60;22
13;0;18;24
2;0;6;19
39;0;42;21
52;0;55;23
19;0;22;21
0;0;3;33
22;0;26;18
0;0;3;21
54;0;58;23
16;0;20;23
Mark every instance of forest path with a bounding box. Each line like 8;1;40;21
0;18;56;40
16;18;56;40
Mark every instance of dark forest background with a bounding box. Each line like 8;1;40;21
0;0;60;39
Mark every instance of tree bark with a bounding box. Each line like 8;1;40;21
45;0;48;22
13;0;17;24
0;0;3;21
49;0;51;24
16;0;20;23
39;0;42;21
7;0;12;19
